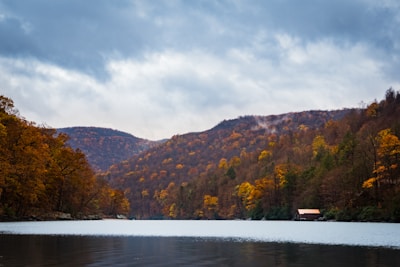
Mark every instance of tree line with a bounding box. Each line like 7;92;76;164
105;89;400;222
0;95;129;220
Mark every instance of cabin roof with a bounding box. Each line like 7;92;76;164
297;209;321;215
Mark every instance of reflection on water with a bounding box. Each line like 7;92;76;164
1;235;399;267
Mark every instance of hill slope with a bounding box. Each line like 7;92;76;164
57;127;161;172
100;109;355;219
63;90;400;222
0;96;130;220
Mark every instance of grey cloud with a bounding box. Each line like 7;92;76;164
0;16;39;55
1;0;156;77
1;0;400;139
258;1;397;42
1;0;399;79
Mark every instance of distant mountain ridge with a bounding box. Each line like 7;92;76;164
57;127;161;172
59;110;352;173
39;90;400;221
95;109;358;218
107;109;353;173
212;109;353;133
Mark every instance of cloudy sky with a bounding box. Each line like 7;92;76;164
1;0;399;140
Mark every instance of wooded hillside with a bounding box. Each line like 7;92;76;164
94;89;400;221
0;96;129;220
58;127;160;172
101;89;400;221
2;89;399;222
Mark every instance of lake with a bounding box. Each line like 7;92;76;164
1;220;399;266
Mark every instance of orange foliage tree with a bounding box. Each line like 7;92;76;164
0;95;129;219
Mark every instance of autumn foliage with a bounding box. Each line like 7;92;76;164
3;88;400;222
100;89;400;221
0;95;129;220
58;127;159;172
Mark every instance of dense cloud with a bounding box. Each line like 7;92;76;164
0;0;399;139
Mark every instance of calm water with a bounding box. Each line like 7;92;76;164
1;220;399;266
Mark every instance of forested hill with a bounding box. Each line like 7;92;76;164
100;108;354;218
211;109;351;133
57;127;161;172
100;89;400;221
0;96;130;220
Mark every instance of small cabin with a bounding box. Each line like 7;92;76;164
296;209;321;221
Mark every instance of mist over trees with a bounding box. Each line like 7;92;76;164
1;89;400;222
102;89;400;222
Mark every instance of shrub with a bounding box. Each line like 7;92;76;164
357;206;385;222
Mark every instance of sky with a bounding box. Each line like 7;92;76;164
1;0;399;140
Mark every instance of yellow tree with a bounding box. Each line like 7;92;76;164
363;129;400;191
251;178;273;209
154;182;176;218
236;178;274;218
258;150;272;162
271;164;290;207
98;185;130;217
237;182;255;211
218;158;228;170
169;203;177;218
312;135;328;158
203;194;218;219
